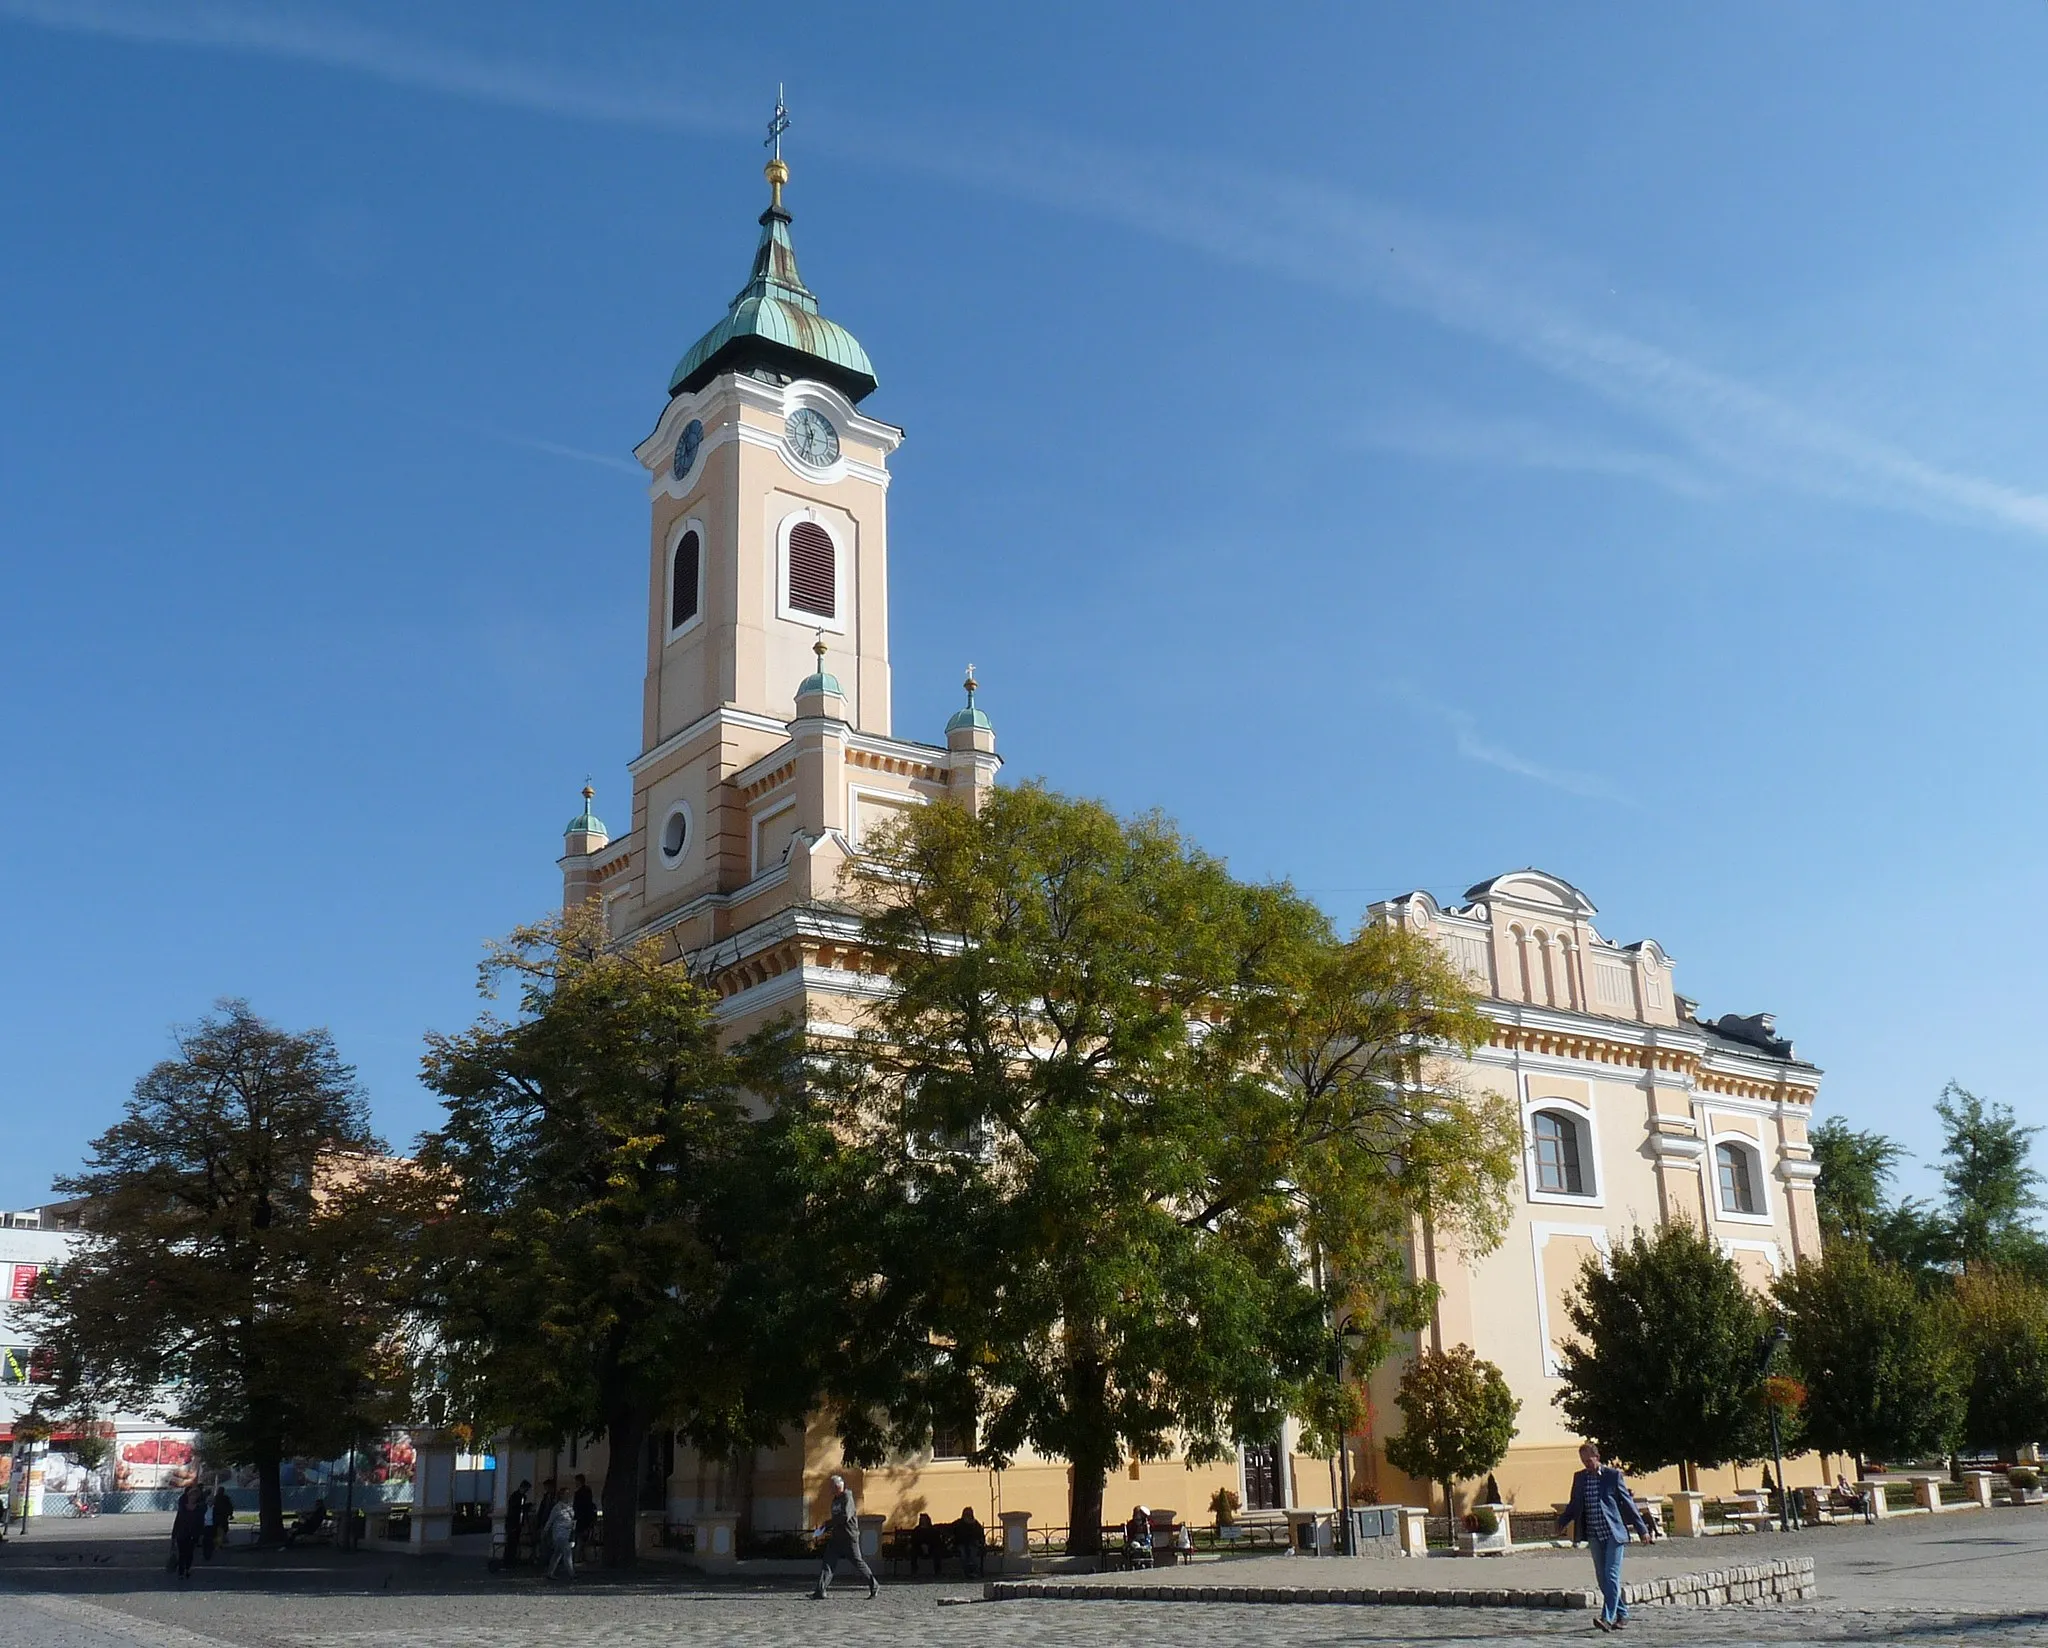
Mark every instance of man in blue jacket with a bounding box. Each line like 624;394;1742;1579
1556;1441;1651;1630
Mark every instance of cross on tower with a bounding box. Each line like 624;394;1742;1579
765;86;789;160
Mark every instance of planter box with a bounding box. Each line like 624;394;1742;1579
2011;1488;2047;1505
1458;1505;1513;1555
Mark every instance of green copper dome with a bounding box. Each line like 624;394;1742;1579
564;785;607;838
798;636;843;700
668;166;877;405
946;670;991;732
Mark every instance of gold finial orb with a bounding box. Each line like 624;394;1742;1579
765;156;789;209
814;634;828;661
582;782;595;804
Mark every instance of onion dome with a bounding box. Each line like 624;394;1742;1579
563;783;607;839
946;666;991;733
667;145;877;405
798;634;842;698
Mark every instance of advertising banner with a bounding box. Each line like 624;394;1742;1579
113;1433;199;1492
8;1265;37;1302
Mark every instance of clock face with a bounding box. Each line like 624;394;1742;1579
671;418;704;482
785;407;840;467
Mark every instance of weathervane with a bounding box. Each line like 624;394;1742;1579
765;85;789;161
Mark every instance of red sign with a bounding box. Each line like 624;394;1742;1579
9;1265;37;1301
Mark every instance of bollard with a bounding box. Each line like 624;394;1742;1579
1668;1492;1706;1538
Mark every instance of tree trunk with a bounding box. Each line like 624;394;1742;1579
1442;1479;1456;1526
601;1408;649;1569
1062;1346;1114;1557
1068;1460;1108;1557
255;1440;285;1545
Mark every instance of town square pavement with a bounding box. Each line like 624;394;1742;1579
7;1508;2048;1647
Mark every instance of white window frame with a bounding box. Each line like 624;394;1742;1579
751;798;799;877
1521;1085;1602;1207
1531;1221;1613;1378
1709;1133;1773;1225
656;800;695;869
774;508;848;634
666;515;707;643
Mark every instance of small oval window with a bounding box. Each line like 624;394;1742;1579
660;808;689;863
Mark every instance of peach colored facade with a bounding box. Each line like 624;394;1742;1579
1358;873;1824;1513
549;158;1824;1539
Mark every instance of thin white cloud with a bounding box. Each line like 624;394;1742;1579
461;425;641;476
0;0;748;131
13;0;2048;540
1395;688;1632;804
1350;411;1720;500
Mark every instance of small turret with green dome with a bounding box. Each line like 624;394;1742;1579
797;634;842;700
563;782;609;849
946;665;992;734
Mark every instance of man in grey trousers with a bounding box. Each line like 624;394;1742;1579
811;1472;879;1600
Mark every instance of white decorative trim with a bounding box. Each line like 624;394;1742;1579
1775;1157;1822;1186
656;799;695;869
1707;1132;1774;1225
714;960;894;1023
845;728;951;763
847;782;926;849
750;798;799;878
1718;1236;1784;1277
635;374;903;490
1521;1080;1603;1207
629;706;793;776
1648;1130;1707;1161
774;507;848;635
665;515;707;643
1531;1221;1612;1378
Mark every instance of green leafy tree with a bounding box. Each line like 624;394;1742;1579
1811;1118;1907;1247
1937;1084;2043;1273
825;785;1519;1553
1554;1223;1776;1486
415;909;832;1568
1952;1268;2048;1455
1773;1247;1963;1473
1872;1200;1958;1284
22;1003;418;1542
1383;1345;1520;1519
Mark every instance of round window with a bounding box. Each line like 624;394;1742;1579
660;806;690;863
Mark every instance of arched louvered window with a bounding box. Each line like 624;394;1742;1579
787;520;836;619
1532;1110;1587;1196
670;529;701;631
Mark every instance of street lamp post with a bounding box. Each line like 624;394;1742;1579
1758;1324;1793;1534
1331;1315;1365;1556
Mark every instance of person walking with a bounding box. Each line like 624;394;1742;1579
809;1472;877;1599
543;1492;576;1582
170;1486;206;1581
504;1479;530;1567
204;1482;232;1560
1557;1442;1650;1631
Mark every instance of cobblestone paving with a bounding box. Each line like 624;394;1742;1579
6;1512;2048;1648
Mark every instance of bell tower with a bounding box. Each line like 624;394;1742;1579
630;119;901;750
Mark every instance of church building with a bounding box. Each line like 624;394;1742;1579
540;134;1825;1544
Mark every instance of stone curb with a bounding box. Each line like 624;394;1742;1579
983;1556;1813;1612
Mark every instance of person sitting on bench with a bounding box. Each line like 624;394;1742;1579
284;1498;330;1546
1123;1505;1154;1569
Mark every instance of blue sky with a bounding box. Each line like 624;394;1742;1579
5;1;2047;1209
